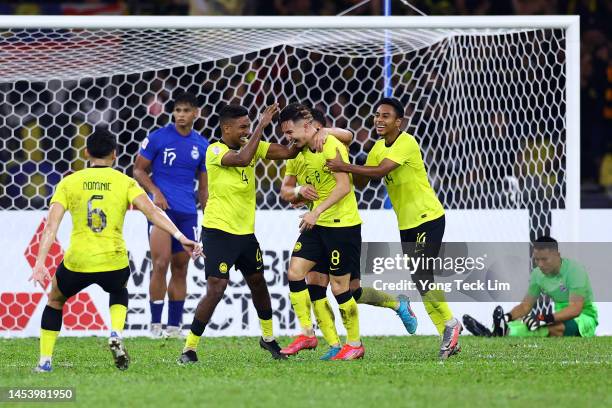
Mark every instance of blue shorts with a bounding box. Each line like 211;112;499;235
148;209;198;254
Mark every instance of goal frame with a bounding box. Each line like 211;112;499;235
0;15;580;240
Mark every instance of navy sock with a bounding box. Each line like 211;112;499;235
150;300;164;324
167;300;184;327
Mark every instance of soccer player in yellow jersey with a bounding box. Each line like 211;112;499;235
280;106;417;360
179;103;300;363
278;103;364;360
326;98;462;360
28;129;202;373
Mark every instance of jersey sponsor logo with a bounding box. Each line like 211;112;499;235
559;284;568;292
219;262;228;274
191;145;200;160
293;242;302;252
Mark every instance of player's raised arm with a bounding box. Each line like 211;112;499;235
29;202;66;288
221;104;278;167
265;142;301;160
312;127;353;152
326;156;399;180
132;193;202;259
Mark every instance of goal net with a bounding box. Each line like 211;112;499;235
0;17;577;241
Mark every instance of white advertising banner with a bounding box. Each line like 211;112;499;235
1;209;610;337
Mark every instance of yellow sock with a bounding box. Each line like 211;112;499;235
358;287;398;310
40;329;60;359
259;318;274;340
289;288;312;334
109;304;127;333
185;332;201;350
423;300;445;335
312;298;340;346
423;289;453;335
338;296;360;344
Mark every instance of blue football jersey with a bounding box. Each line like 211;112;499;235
139;124;209;214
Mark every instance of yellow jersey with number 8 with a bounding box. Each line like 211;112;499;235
50;167;146;272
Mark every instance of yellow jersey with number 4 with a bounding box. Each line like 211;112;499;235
203;140;271;235
50;167;146;272
366;132;444;230
300;135;361;227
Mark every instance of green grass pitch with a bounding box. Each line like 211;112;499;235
2;336;611;407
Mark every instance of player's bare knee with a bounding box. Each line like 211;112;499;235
306;272;328;286
288;266;307;282
246;272;266;289
206;279;228;301
152;258;170;275
329;275;350;295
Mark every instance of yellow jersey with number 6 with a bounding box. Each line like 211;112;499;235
50;167;146;272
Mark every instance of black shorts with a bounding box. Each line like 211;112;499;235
400;215;445;289
292;224;361;278
55;262;130;299
202;227;263;279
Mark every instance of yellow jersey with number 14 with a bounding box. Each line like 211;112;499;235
50;167;146;272
203;140;271;235
366;132;444;230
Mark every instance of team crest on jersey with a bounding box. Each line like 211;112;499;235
219;262;228;274
559;284;567;292
212;146;221;155
191;145;200;160
294;242;302;252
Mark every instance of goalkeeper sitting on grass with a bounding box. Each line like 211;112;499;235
466;236;598;338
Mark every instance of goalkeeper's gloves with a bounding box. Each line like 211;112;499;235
523;312;555;331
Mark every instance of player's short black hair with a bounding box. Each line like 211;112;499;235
173;92;198;109
533;236;558;251
279;103;313;124
218;104;249;125
311;108;328;127
375;98;405;118
86;128;117;158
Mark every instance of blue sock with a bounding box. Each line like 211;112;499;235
150;300;164;324
168;300;185;327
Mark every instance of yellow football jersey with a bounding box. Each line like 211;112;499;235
284;154;308;186
203;140;271;235
300;135;361;227
50;167;146;272
366;132;444;229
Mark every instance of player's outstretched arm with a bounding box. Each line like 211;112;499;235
133;154;170;210
265;142;301;160
326;149;399;189
280;175;318;204
299;164;351;232
312;128;353;152
222;103;278;167
29;203;66;288
132;194;202;259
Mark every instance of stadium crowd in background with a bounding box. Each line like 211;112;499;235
0;0;609;210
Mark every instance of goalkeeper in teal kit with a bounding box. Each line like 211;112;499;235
490;236;598;338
